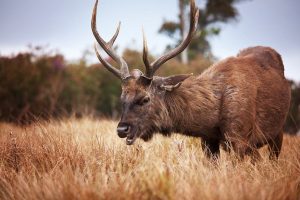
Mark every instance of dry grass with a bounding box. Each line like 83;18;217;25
0;118;299;200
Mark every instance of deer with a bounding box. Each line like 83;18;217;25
91;0;291;160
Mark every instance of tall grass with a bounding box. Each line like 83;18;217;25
0;118;299;200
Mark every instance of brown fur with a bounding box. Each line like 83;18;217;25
117;46;291;160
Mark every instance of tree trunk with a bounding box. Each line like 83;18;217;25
179;0;188;64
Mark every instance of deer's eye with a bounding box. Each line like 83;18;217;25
136;96;150;106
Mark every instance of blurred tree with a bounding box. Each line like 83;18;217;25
159;0;246;62
284;81;300;134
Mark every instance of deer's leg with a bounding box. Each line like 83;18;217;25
201;138;220;160
223;122;254;160
221;82;257;160
268;131;283;160
229;141;248;160
248;147;262;163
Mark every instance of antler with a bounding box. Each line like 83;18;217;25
91;0;130;79
143;0;199;78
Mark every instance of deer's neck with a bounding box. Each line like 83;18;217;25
164;77;222;134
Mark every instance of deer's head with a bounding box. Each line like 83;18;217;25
91;0;199;145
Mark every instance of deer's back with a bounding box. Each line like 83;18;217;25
200;46;290;143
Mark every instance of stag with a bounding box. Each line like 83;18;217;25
91;0;291;159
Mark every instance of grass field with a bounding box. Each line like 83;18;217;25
0;118;299;200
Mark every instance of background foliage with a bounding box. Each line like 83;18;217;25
0;47;299;133
0;47;211;121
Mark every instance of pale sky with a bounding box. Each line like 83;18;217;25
0;0;299;81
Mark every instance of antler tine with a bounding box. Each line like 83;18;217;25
94;43;121;77
142;28;152;77
108;22;121;48
91;0;130;79
143;0;199;78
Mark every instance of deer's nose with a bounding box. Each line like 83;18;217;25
117;123;131;138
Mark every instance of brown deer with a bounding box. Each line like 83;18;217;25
91;0;291;159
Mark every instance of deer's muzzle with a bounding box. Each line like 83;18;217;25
117;123;131;138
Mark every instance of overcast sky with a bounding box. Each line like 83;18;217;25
0;0;299;81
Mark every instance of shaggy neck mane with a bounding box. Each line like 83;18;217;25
164;77;222;134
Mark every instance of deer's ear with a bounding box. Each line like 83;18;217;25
160;74;192;92
138;75;153;86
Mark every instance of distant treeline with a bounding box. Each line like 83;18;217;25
0;48;299;134
0;48;210;122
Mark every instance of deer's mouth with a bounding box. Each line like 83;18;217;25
126;132;137;145
125;126;138;145
125;126;155;145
